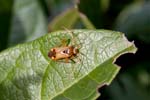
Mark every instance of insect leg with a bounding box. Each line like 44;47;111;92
70;59;76;63
65;58;69;63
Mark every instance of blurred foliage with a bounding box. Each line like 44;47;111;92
0;0;13;51
115;1;150;43
9;0;48;46
48;8;95;31
0;0;150;100
45;0;73;15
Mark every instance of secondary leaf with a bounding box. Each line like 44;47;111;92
48;8;95;31
9;0;47;46
48;8;79;31
79;13;96;29
0;30;136;100
114;2;150;43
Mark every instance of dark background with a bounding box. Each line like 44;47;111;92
0;0;150;100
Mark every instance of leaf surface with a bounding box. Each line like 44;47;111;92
0;30;136;100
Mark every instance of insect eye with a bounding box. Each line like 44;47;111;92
51;48;55;52
63;49;68;54
51;56;55;59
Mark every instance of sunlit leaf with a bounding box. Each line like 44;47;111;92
0;30;136;100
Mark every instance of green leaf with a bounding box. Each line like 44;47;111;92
48;8;79;31
0;30;137;100
9;0;47;46
45;0;73;15
100;0;110;12
79;13;96;29
48;8;95;31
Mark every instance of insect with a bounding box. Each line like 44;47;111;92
48;31;80;63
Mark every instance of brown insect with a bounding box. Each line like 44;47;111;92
48;31;80;63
